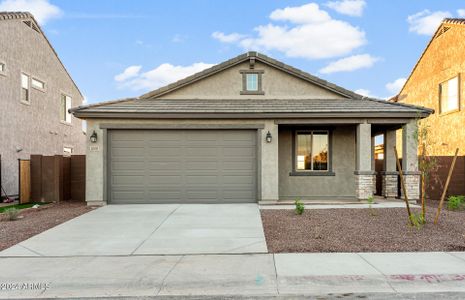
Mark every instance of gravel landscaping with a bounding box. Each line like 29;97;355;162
0;201;93;251
261;206;465;253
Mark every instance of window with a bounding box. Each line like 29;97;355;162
295;130;329;172
246;73;258;91
440;76;460;113
63;147;73;156
32;78;45;90
60;94;72;123
0;62;5;73
240;70;264;95
21;73;30;103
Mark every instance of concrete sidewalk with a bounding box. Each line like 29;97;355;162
1;252;465;298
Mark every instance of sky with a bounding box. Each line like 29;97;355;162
2;0;464;104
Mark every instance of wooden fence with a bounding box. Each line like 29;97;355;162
425;156;465;200
19;155;85;204
374;156;465;200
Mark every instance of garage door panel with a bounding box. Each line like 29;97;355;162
112;161;146;170
112;175;146;185
223;175;254;184
111;147;146;157
186;147;218;156
186;191;219;200
147;147;183;156
147;191;183;200
109;130;256;204
147;175;183;184
186;175;219;184
223;147;255;157
186;161;219;170
223;161;254;170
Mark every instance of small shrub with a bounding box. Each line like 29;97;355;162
295;199;305;215
367;195;377;216
4;208;19;221
447;195;465;211
409;213;425;229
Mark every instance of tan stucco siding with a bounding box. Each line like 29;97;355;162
160;61;345;100
397;23;465;156
0;19;85;195
278;126;356;200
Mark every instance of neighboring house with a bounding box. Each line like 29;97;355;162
391;18;465;199
71;52;431;205
0;12;86;197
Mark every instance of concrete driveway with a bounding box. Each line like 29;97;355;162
0;204;267;256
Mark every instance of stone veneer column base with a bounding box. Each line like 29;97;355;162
402;172;421;201
382;172;398;198
355;171;376;200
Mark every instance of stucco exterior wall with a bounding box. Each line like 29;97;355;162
396;22;465;156
0;18;85;196
278;126;357;200
85;118;283;205
160;61;345;100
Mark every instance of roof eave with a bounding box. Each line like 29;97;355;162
72;111;431;120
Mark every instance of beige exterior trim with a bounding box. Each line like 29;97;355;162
99;123;266;130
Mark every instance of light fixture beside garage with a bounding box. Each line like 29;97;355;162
266;131;272;143
90;130;98;143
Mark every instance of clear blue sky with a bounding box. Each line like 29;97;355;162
7;0;463;103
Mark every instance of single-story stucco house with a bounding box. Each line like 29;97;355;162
71;52;432;206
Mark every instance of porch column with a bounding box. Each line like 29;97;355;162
355;123;375;200
402;120;420;201
382;130;398;198
260;120;279;203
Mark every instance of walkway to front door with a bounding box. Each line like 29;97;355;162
0;204;267;256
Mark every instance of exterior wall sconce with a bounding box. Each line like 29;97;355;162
90;130;98;143
266;131;272;143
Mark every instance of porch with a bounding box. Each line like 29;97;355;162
259;119;420;204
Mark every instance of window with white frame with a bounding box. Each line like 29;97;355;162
21;73;30;103
440;76;460;113
32;78;45;90
246;73;258;91
295;130;329;171
60;94;72;123
240;70;264;94
63;147;73;156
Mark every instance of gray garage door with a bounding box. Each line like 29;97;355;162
108;130;257;204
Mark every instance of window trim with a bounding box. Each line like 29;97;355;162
20;72;31;105
290;128;335;176
60;93;73;124
439;74;461;115
31;77;46;92
240;70;264;95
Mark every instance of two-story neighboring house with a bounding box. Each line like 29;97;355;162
0;12;85;198
392;18;465;200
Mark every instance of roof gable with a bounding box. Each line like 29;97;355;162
396;18;465;99
0;11;83;98
141;52;363;100
71;52;433;118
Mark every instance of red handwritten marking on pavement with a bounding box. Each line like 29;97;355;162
390;274;465;283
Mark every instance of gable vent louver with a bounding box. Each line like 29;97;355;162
22;20;40;33
435;26;451;39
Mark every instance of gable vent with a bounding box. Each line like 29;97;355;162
22;20;40;33
435;26;451;39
